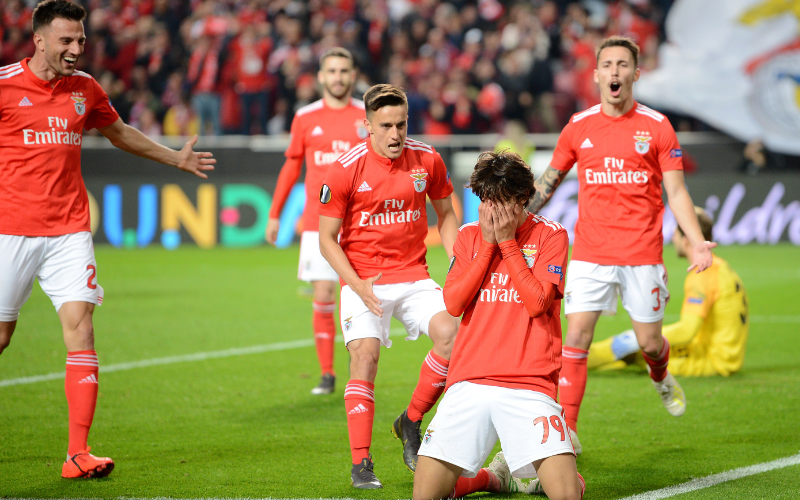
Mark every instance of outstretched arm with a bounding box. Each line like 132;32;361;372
529;166;569;213
98;118;216;178
431;195;459;260
663;170;716;273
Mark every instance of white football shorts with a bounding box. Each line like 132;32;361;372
0;232;104;321
418;381;576;479
564;260;669;323
297;231;338;282
339;279;447;348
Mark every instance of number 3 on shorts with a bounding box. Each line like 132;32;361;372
533;415;566;444
86;264;97;290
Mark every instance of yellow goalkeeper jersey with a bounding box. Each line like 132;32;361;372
669;256;749;376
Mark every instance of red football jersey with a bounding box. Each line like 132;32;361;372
269;98;366;232
550;102;683;265
318;138;454;286
444;213;569;400
0;59;119;236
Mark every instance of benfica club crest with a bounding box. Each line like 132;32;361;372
71;96;86;115
355;119;368;139
521;248;536;268
633;132;652;154
410;172;428;193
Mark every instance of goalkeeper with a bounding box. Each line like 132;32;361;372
588;207;749;377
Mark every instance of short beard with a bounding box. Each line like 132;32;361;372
325;84;350;100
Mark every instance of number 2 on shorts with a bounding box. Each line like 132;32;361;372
86;264;97;290
533;415;567;444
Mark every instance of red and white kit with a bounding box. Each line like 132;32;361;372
270;98;366;281
0;59;118;318
551;102;681;320
319;138;453;344
418;213;574;478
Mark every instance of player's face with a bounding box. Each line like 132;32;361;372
366;105;408;160
35;18;85;78
594;46;640;106
318;56;355;100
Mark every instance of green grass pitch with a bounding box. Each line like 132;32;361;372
1;244;799;499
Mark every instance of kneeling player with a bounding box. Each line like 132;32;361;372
414;151;584;500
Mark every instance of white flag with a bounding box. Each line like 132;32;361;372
635;0;800;154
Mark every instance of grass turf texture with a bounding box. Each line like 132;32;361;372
1;244;799;499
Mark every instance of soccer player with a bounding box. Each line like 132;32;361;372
318;84;459;489
0;0;214;479
414;150;584;500
527;36;716;453
589;207;749;377
265;47;365;395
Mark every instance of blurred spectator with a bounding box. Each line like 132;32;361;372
739;139;785;175
0;0;680;136
163;91;200;137
495;120;535;161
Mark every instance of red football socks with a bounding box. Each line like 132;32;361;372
451;468;497;498
407;351;449;422
65;350;99;455
312;301;336;376
344;380;375;464
643;336;670;382
560;346;589;431
578;472;586;498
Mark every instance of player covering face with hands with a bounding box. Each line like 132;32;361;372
414;151;584;500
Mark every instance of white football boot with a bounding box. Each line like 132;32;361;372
652;371;686;417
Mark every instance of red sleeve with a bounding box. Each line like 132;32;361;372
84;78;120;130
549;120;577;172
657;121;683;172
444;232;496;317
285;112;305;159
499;240;557;317
532;228;569;298
427;149;454;200
268;156;304;219
318;161;351;218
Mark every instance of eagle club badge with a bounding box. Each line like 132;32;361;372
355;119;368;139
71;96;86;115
410;172;428;193
634;132;652;154
521;244;537;268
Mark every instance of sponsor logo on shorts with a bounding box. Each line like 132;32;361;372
423;427;434;444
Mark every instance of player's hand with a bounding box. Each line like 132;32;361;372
688;240;717;273
479;201;497;245
265;218;280;245
177;135;216;179
493;201;519;243
353;273;383;317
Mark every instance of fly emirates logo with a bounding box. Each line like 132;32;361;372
23;117;82;146
478;273;524;304
359;198;422;227
314;140;351;166
585;157;649;185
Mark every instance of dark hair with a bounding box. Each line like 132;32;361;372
596;35;640;68
319;46;354;69
33;0;86;33
363;84;407;117
469;150;535;206
677;207;713;241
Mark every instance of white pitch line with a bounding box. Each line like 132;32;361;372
0;329;407;388
616;452;800;500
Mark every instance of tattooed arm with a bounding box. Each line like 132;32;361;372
529;166;569;213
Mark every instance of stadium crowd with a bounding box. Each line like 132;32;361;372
0;0;674;136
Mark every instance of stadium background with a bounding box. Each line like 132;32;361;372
2;0;800;498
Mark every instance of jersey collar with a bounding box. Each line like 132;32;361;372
366;138;403;169
21;57;67;92
600;100;638;121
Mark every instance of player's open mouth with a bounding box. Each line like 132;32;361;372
63;56;77;66
388;142;401;153
610;81;621;97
